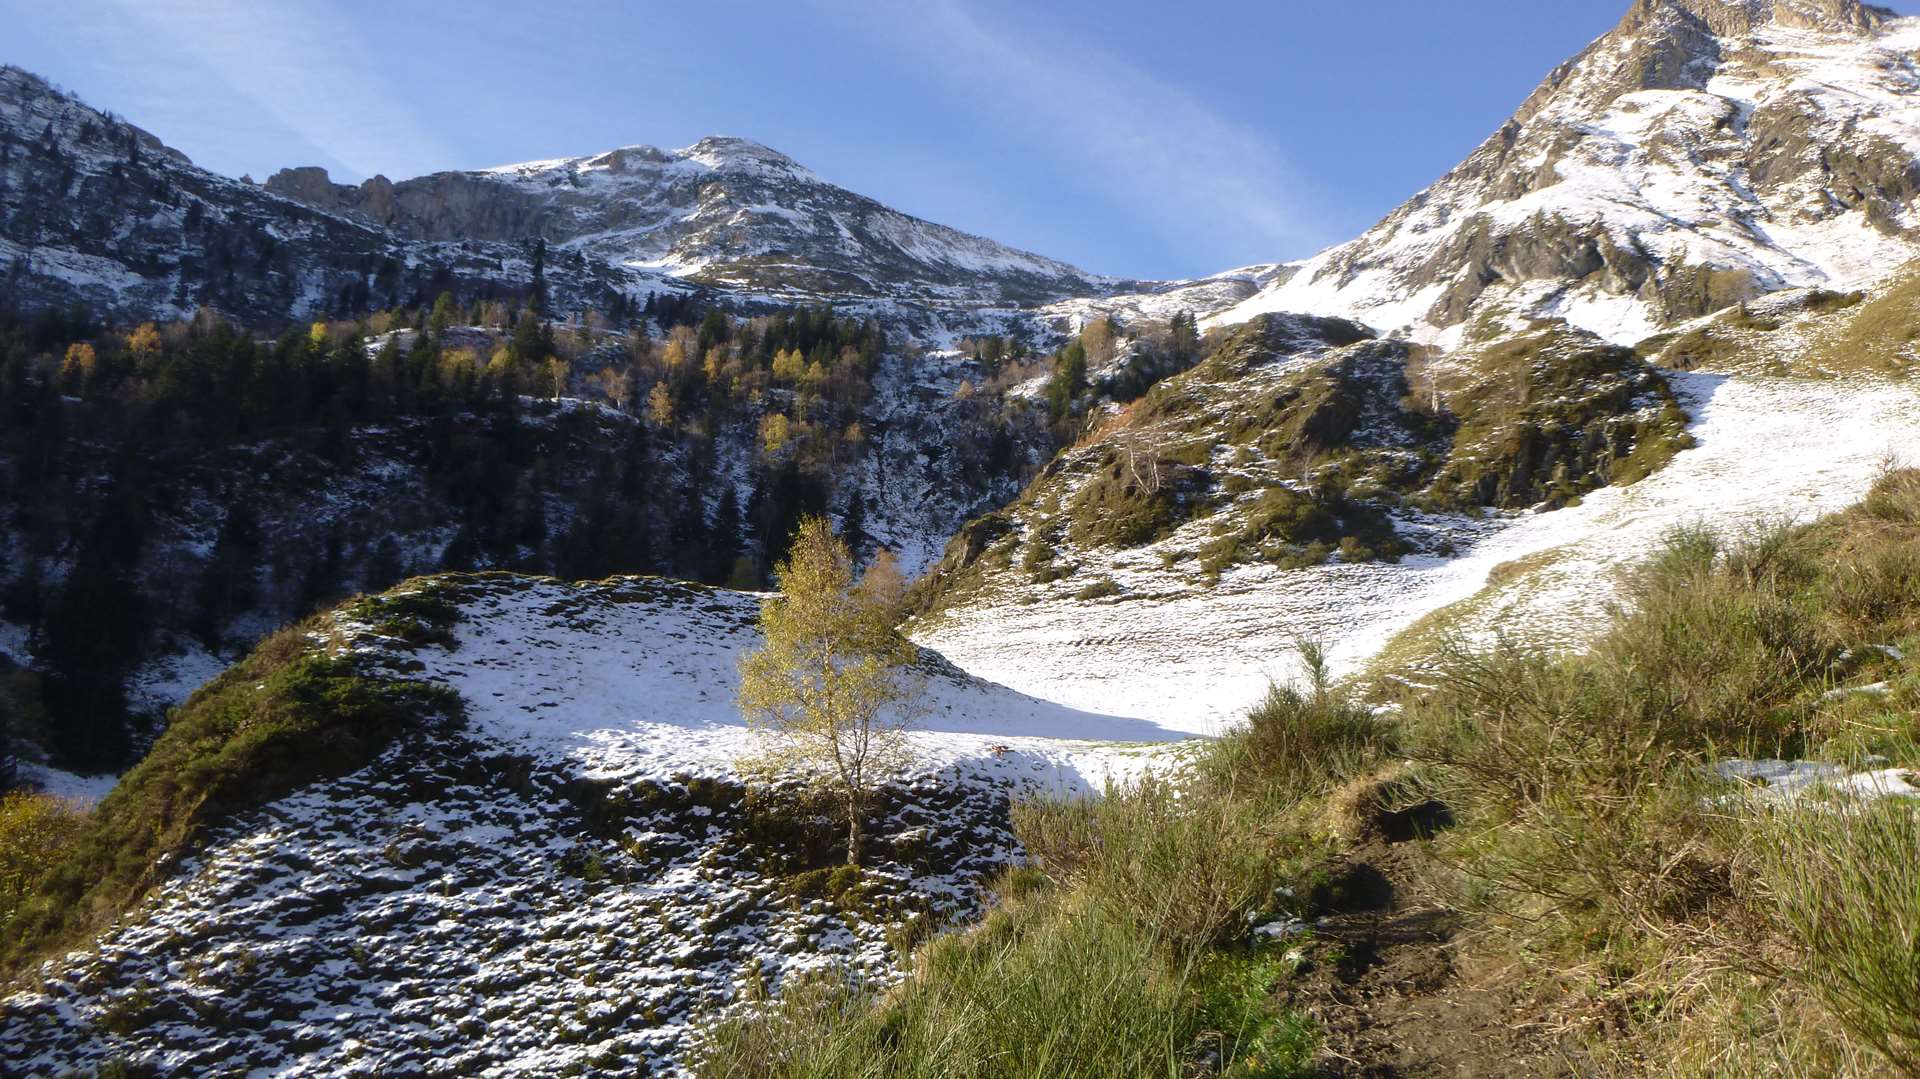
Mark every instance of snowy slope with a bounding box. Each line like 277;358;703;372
0;575;1175;1076
1217;1;1920;343
917;369;1920;731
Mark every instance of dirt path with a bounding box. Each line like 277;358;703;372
1280;839;1573;1077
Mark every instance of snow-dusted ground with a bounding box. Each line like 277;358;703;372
15;763;119;806
393;576;1178;793
0;575;1177;1076
919;373;1920;733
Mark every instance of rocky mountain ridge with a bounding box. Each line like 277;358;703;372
0;66;651;328
1217;0;1920;343
265;137;1127;308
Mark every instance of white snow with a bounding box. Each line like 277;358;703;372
394;576;1185;796
16;763;119;806
919;372;1920;731
1716;758;1920;803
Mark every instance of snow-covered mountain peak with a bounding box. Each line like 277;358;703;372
678;134;816;176
255;130;1120;307
481;135;819;185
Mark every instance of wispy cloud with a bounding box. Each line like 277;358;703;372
836;0;1327;271
105;0;457;181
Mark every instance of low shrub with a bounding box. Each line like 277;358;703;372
1202;642;1388;797
0;791;87;942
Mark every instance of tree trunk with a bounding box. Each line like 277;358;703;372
846;791;863;866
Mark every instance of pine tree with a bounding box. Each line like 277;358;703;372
1047;341;1088;423
707;485;743;585
192;497;262;649
296;528;346;615
441;523;481;572
1170;309;1200;360
512;308;547;367
364;535;406;592
671;478;709;579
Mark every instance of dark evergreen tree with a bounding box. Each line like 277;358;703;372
1047;341;1088;423
36;475;148;771
364;535;406;592
528;237;549;316
512;308;550;365
841;490;869;564
441;523;481;572
296;527;346;615
192;496;262;649
706;485;743;585
1169;309;1200;360
670;478;709;580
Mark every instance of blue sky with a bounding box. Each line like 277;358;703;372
9;0;1920;280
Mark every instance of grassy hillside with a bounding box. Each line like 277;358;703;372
922;314;1690;612
699;470;1920;1076
0;584;465;980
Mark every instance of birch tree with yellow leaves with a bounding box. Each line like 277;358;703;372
737;517;921;865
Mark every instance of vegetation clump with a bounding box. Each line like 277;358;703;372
1062;446;1204;549
1423;328;1692;509
697;644;1382;1077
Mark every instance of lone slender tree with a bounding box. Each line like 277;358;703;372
737;517;920;865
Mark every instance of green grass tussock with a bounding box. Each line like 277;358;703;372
1757;802;1920;1074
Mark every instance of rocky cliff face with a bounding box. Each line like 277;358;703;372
1218;0;1920;343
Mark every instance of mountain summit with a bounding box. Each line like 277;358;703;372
1219;0;1920;343
262;135;1120;308
1662;0;1892;34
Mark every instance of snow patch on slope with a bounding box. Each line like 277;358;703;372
918;373;1920;729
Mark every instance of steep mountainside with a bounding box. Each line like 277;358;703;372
0;64;1131;332
1220;0;1920;343
0;68;639;328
